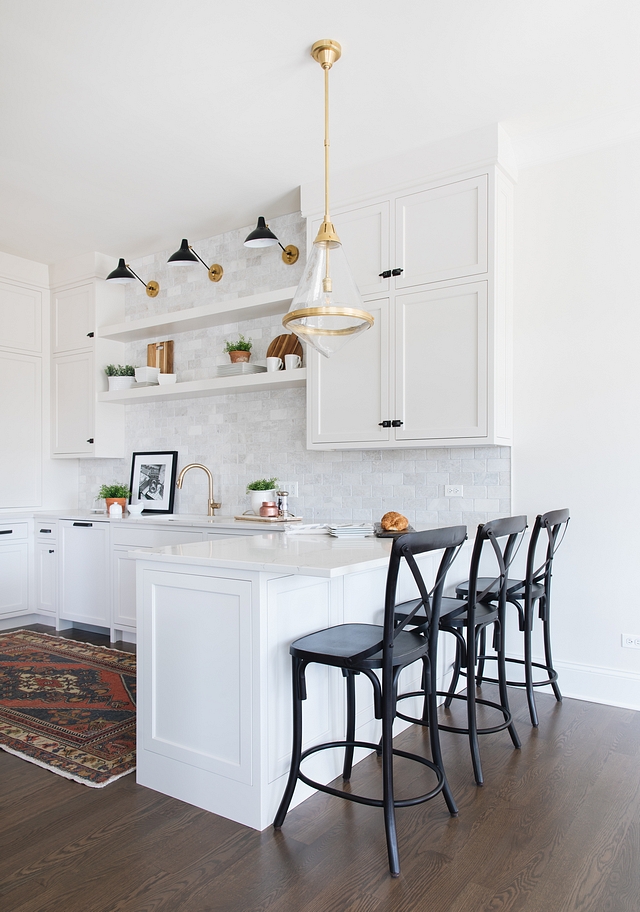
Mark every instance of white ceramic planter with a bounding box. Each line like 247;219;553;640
250;490;277;515
108;376;136;391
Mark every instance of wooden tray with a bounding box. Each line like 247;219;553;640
234;514;303;523
374;522;416;538
266;333;303;363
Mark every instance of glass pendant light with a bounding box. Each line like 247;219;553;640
283;40;373;358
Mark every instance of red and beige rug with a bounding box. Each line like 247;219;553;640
0;629;136;787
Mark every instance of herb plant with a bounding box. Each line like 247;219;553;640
224;334;252;353
97;483;132;500
105;364;135;377
246;477;278;492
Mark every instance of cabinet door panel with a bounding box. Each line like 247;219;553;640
307;298;391;446
0;282;42;352
52;284;94;352
59;521;110;624
0;352;41;507
395;175;488;288
0;543;29;617
36;542;57;615
395;282;488;440
311;201;390;297
52;352;94;455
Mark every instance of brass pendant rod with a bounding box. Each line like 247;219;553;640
324;62;330;225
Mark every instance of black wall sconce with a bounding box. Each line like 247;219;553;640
106;258;160;297
244;217;299;265
167;239;224;282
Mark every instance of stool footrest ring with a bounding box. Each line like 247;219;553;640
395;690;513;736
470;654;559;688
297;739;445;808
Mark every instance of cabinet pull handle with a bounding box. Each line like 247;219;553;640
378;420;392;428
0;529;12;535
87;331;94;338
87;438;94;444
391;268;404;276
391;419;404;427
40;528;52;533
378;270;392;279
73;522;93;527
49;549;55;554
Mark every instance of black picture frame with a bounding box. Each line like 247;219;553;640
129;451;178;514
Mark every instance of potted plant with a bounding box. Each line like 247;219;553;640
224;335;252;363
246;477;278;515
97;483;132;515
105;364;136;391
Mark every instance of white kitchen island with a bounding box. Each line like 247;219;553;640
135;531;465;830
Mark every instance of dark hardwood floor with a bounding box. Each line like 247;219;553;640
1;626;639;911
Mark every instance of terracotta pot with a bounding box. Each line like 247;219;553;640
229;350;251;363
105;498;127;515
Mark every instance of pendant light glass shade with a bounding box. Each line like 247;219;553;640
168;239;200;265
244;217;279;248
106;258;137;284
283;237;373;358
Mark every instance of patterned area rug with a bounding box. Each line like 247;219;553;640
0;629;136;787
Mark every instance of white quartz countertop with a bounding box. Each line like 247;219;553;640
135;532;395;578
31;510;294;532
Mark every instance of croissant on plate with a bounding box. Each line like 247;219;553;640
380;511;409;532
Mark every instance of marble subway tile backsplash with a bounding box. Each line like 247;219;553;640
79;213;511;524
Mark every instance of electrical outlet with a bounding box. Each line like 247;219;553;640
445;485;463;497
281;482;298;497
622;634;640;649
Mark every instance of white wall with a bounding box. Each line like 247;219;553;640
513;136;640;709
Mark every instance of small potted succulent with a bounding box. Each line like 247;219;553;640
224;334;252;363
97;483;132;515
105;364;136;392
246;477;278;515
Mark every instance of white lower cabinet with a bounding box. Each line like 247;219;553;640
59;519;110;626
35;521;57;617
0;523;30;619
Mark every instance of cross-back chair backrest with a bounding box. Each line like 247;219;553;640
466;515;528;612
384;525;467;650
524;508;570;599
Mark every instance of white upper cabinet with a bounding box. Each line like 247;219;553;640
0;281;42;353
395;175;488;288
50;272;126;458
305;163;513;450
52;284;95;352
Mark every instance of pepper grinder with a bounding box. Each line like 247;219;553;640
276;491;289;518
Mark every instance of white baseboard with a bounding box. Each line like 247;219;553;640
549;659;640;713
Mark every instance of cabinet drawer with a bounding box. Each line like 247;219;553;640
0;522;29;541
36;522;57;540
111;527;204;548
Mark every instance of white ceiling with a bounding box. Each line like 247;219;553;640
1;0;639;265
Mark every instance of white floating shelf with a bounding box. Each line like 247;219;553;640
97;368;306;403
98;286;297;343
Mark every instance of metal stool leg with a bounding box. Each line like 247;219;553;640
496;617;521;750
523;598;539;727
541;596;563;703
382;668;400;877
274;656;306;829
342;669;356;781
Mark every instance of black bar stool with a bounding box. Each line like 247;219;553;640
455;508;570;726
395;516;527;786
274;525;467;877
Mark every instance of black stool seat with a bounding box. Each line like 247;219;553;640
274;525;467;877
455;578;544;602
291;623;429;669
396;597;498;629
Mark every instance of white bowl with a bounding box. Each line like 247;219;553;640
157;373;177;385
127;503;144;516
135;366;160;383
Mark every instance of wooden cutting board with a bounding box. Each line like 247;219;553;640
266;333;303;363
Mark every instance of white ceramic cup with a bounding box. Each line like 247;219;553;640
266;357;283;372
284;354;301;370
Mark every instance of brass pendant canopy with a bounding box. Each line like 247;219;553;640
283;39;373;357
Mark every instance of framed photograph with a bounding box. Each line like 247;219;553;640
129;451;178;514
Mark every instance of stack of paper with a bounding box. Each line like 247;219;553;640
328;522;375;539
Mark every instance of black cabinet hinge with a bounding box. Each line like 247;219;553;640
378;420;392;428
